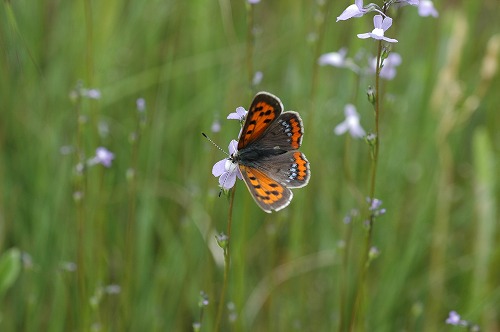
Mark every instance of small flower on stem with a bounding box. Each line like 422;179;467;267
357;15;398;43
418;0;438;17
198;291;209;308
369;246;380;259
319;48;361;74
136;98;146;112
370;52;402;80
215;232;229;249
211;119;221;133
227;107;247;122
81;88;101;99
252;71;263;86
88;147;115;168
446;311;464;326
367;197;386;216
336;0;366;21
212;140;242;190
334;104;366;138
318;48;348;67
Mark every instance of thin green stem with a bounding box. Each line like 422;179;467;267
214;186;236;331
348;39;383;332
338;220;353;332
309;0;333;125
74;92;87;331
246;3;255;92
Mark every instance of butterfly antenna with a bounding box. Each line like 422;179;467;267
202;132;231;197
202;132;229;157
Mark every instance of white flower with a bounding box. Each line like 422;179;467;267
418;0;438;17
357;15;398;43
334;104;366;138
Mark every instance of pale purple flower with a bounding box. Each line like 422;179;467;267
370;53;402;80
369;246;380;258
418;0;438;17
248;0;260;4
212;140;242;190
357;15;398;43
318;48;348;67
337;0;385;21
368;197;382;211
252;71;263;85
334;104;366;138
88;147;115;167
211;119;221;133
227;107;247;121
445;311;464;326
82;88;101;99
136;98;146;112
405;0;419;5
104;284;121;294
380;53;402;79
337;0;366;21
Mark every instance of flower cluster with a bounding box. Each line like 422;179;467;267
445;311;480;331
320;0;438;139
88;147;115;168
367;197;386;217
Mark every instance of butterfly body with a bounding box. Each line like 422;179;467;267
230;92;310;213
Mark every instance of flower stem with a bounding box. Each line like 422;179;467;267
348;39;383;331
246;3;255;91
214;186;236;331
309;0;333;124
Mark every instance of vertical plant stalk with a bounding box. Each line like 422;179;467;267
75;1;94;329
349;39;383;332
338;221;353;332
246;2;255;90
74;96;87;330
122;113;143;328
214;186;236;331
309;0;333;124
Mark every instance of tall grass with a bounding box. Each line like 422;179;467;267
1;0;499;331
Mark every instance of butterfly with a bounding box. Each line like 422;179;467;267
229;91;310;213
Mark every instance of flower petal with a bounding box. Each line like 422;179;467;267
212;159;227;177
235;167;243;180
357;33;372;39
228;140;238;155
373;15;383;29
227;107;247;120
350;126;366;138
337;4;364;21
318;49;347;67
381;17;393;31
334;121;349;135
219;172;237;189
381;36;398;43
344;104;358;118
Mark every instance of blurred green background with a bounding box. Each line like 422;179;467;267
1;0;499;331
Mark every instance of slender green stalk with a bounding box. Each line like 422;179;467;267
348;39;383;332
74;93;87;331
338;220;353;332
246;2;255;91
309;0;333;124
214;187;236;331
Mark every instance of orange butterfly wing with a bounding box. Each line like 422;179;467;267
238;92;283;150
239;165;292;213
